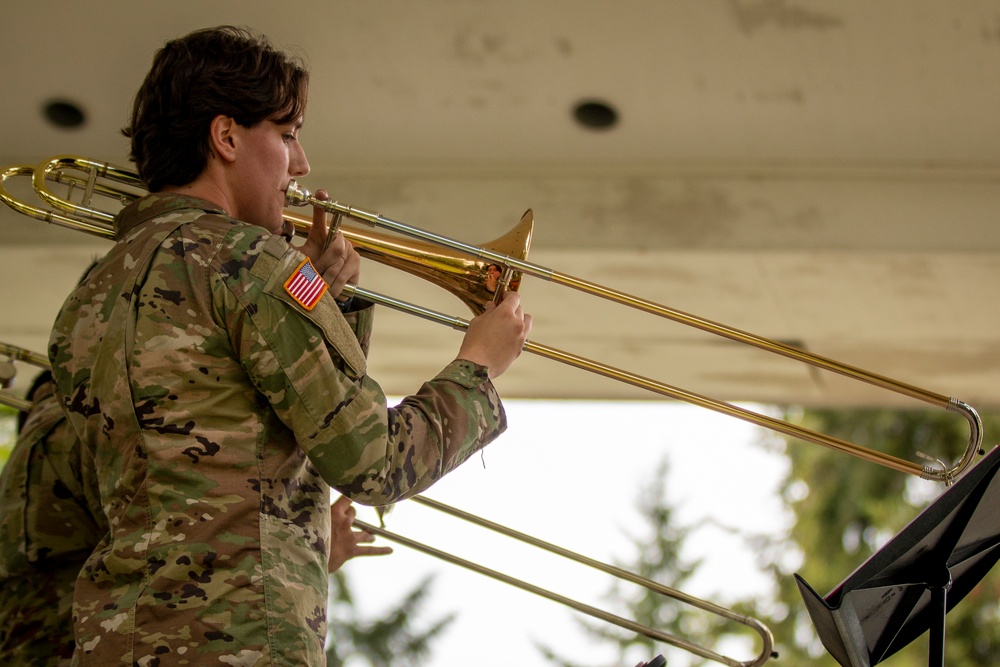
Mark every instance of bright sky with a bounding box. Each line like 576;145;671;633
340;399;793;667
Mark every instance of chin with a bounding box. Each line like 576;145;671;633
254;209;284;233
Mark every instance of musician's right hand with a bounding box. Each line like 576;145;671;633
456;291;531;379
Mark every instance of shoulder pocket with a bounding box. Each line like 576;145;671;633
253;239;367;378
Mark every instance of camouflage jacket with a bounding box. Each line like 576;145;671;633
49;193;507;666
0;377;106;666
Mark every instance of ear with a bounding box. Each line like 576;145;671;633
208;115;238;163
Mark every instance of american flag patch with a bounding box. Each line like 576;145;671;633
284;258;328;311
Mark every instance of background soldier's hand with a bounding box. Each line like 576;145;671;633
300;189;362;302
328;495;393;573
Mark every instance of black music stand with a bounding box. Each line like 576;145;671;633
794;445;1000;667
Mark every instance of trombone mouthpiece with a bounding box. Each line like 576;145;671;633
285;180;312;207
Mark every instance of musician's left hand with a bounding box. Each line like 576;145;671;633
328;495;393;573
300;189;361;302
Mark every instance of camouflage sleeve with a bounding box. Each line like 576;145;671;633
218;233;506;506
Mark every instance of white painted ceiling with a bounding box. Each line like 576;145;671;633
2;1;999;421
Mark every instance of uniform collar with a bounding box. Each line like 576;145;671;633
114;192;230;238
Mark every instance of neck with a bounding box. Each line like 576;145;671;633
161;171;234;218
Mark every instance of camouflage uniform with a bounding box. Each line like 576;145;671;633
49;193;507;666
0;376;106;666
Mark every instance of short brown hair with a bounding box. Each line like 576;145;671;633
123;26;309;192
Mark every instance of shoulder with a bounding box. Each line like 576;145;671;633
211;233;369;376
116;192;228;238
212;224;293;285
18;384;66;438
115;192;282;278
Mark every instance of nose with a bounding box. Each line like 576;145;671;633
290;141;310;178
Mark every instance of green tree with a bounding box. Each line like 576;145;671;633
326;570;454;667
750;407;1000;666
540;458;732;667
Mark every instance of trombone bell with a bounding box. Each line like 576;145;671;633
281;206;533;317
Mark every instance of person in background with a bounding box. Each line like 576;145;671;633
0;368;103;666
49;25;530;666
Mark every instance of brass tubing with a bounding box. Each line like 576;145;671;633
290;187;981;483
0;341;53;412
0;342;49;368
0;166;110;236
35;155;143;223
356;495;776;667
547;272;954;407
291;185;951;406
0;393;32;412
523;340;930;477
339;284;936;479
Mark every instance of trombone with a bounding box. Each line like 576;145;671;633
0;341;50;412
0;154;983;666
0;155;984;485
0;339;776;667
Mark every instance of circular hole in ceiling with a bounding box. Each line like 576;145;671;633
573;100;618;130
43;99;87;129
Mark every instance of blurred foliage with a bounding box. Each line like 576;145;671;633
746;407;1000;666
326;571;454;667
541;458;719;667
0;404;16;467
551;406;1000;667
